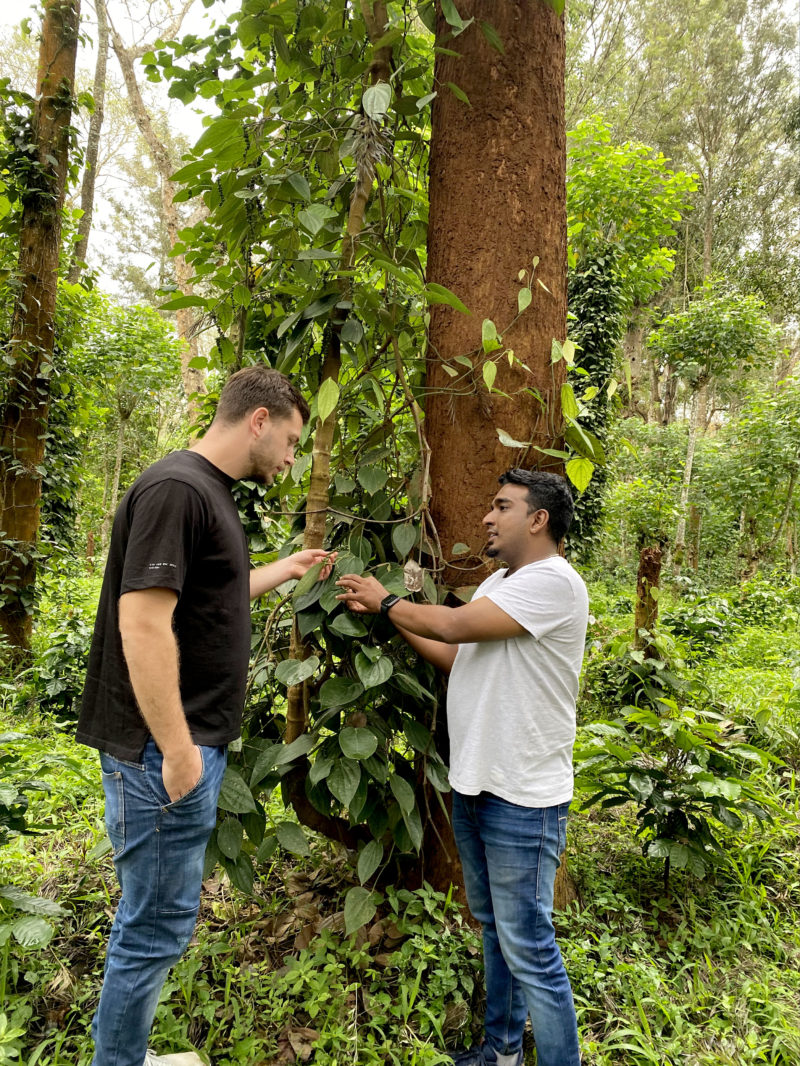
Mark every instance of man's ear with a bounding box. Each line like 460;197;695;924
529;508;549;536
249;406;270;435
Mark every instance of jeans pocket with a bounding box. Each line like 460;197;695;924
161;747;207;811
101;769;125;858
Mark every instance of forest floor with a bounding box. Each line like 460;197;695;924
2;579;800;1065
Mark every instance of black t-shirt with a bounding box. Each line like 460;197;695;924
77;451;251;760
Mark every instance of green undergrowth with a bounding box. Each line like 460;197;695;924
2;574;800;1063
3;724;800;1066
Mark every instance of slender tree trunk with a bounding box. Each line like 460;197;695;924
687;505;701;571
109;16;206;419
424;0;568;896
68;0;108;283
426;1;567;588
634;545;662;658
281;2;393;850
702;165;714;280
789;522;797;578
101;412;128;550
0;0;80;659
648;354;662;423
674;388;701;568
623;315;646;415
660;364;678;425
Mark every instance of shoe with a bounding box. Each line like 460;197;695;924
451;1048;524;1066
143;1052;205;1066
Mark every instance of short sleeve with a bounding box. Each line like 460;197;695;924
484;564;577;641
120;480;207;596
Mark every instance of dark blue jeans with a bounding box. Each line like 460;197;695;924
91;739;226;1066
452;791;580;1066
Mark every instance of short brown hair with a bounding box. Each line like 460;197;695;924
214;366;310;424
498;468;575;543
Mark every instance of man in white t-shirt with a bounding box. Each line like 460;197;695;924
337;469;587;1066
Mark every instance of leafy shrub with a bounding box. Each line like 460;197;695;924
0;732;69;1027
16;614;92;721
576;700;776;881
732;578;800;629
580;630;700;721
660;595;735;658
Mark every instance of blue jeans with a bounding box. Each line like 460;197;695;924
452;791;580;1066
91;739;226;1066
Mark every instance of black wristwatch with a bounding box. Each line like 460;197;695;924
380;594;401;616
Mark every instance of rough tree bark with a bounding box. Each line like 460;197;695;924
108;11;206;419
426;0;567;581
634;545;663;658
67;0;108;282
0;0;80;658
423;0;569;895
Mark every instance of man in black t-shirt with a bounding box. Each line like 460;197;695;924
78;367;332;1066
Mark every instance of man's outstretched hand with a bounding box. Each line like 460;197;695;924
291;549;337;581
336;573;389;614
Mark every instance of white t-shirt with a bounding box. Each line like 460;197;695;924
446;555;588;807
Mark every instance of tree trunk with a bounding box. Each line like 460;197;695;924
623;315;646;416
634;545;663;657
425;0;567;588
109;15;206;419
101;411;129;551
67;0;108;283
0;0;80;659
660;364;678;425
424;1;567;896
687;505;701;571
648;353;662;423
674;387;702;568
281;2;393;850
789;522;797;578
702;163;714;280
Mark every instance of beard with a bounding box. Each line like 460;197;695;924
248;467;274;486
247;444;277;486
486;544;500;558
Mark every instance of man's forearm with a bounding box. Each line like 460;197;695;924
119;588;202;802
250;557;297;600
250;549;335;600
392;619;458;674
383;600;462;643
120;613;190;756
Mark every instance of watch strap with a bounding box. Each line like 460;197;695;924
380;593;401;616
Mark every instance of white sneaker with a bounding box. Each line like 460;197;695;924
143;1052;205;1066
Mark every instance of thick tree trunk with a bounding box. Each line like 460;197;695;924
424;1;567;896
68;0;108;282
110;17;206;419
0;0;80;659
426;1;567;588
